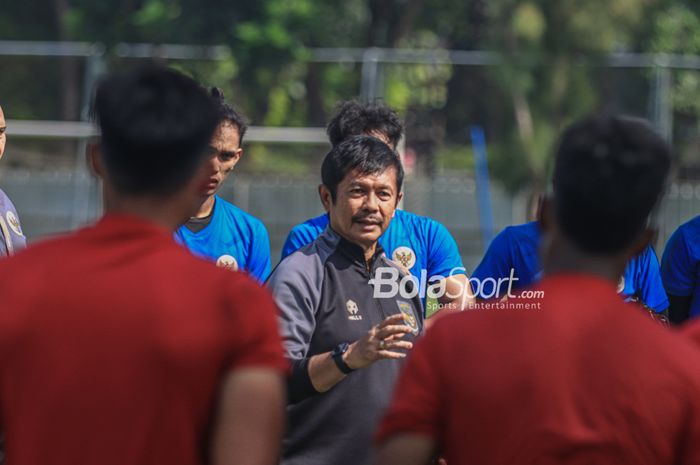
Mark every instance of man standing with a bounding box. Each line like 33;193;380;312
0;104;26;257
281;100;470;313
661;217;700;324
472;221;668;318
268;136;423;465
0;66;286;465
175;88;271;282
375;115;700;465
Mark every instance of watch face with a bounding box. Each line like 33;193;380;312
333;342;349;356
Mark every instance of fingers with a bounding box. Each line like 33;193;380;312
378;314;405;328
381;339;413;350
376;350;408;359
375;324;412;340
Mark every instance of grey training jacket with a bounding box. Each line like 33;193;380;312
267;227;424;465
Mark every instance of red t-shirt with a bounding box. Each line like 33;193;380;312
0;214;287;465
377;274;700;465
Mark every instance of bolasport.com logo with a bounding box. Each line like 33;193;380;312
369;267;544;311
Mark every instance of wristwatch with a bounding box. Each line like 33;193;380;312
331;342;355;374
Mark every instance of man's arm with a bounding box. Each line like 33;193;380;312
216;276;289;465
374;435;436;465
308;314;413;392
661;227;697;325
248;221;272;283
210;368;285;465
422;220;473;315
436;274;472;311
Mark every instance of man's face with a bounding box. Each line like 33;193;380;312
202;121;242;196
0;106;6;161
321;167;403;250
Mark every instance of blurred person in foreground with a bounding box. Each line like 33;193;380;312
374;115;700;465
472;219;669;321
175;89;271;282
0;66;286;465
0;104;26;257
268;136;423;465
281;100;471;316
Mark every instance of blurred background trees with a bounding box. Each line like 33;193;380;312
2;0;700;194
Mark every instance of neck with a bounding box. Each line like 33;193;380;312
541;233;627;284
103;193;191;232
363;242;377;265
194;195;216;218
329;226;378;267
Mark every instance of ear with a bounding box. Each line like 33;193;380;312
318;184;333;212
86;140;104;178
393;191;404;217
230;148;243;168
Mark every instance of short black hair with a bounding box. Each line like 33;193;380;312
326;100;404;148
209;87;248;145
321;135;404;203
553;114;671;254
93;65;219;196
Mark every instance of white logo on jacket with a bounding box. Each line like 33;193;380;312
346;299;363;321
6;211;22;236
216;254;238;271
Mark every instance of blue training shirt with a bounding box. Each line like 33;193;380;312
472;221;669;312
281;210;465;281
661;216;700;318
175;196;271;283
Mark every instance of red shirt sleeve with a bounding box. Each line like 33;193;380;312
376;323;445;445
225;276;289;373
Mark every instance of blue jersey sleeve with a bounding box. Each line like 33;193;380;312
471;229;515;298
425;220;464;278
281;222;322;261
634;246;669;312
662;226;698;297
247;221;272;283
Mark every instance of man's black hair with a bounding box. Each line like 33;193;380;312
553;114;671;254
93;65;219;196
321;135;404;203
326;100;404;148
209;87;248;145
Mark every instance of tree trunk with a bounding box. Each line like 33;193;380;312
52;0;81;121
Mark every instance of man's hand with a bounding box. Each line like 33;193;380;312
344;314;413;370
436;274;473;311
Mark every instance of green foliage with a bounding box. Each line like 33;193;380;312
2;0;699;183
651;4;700;133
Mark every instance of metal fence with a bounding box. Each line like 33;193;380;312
2;169;696;272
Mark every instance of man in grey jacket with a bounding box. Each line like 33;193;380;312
267;135;424;465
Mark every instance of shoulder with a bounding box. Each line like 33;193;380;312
392;210;453;238
504;221;539;242
216;197;267;232
0;188;18;212
270;231;337;285
286;214;327;241
672;216;700;245
630;244;657;267
293;213;328;232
